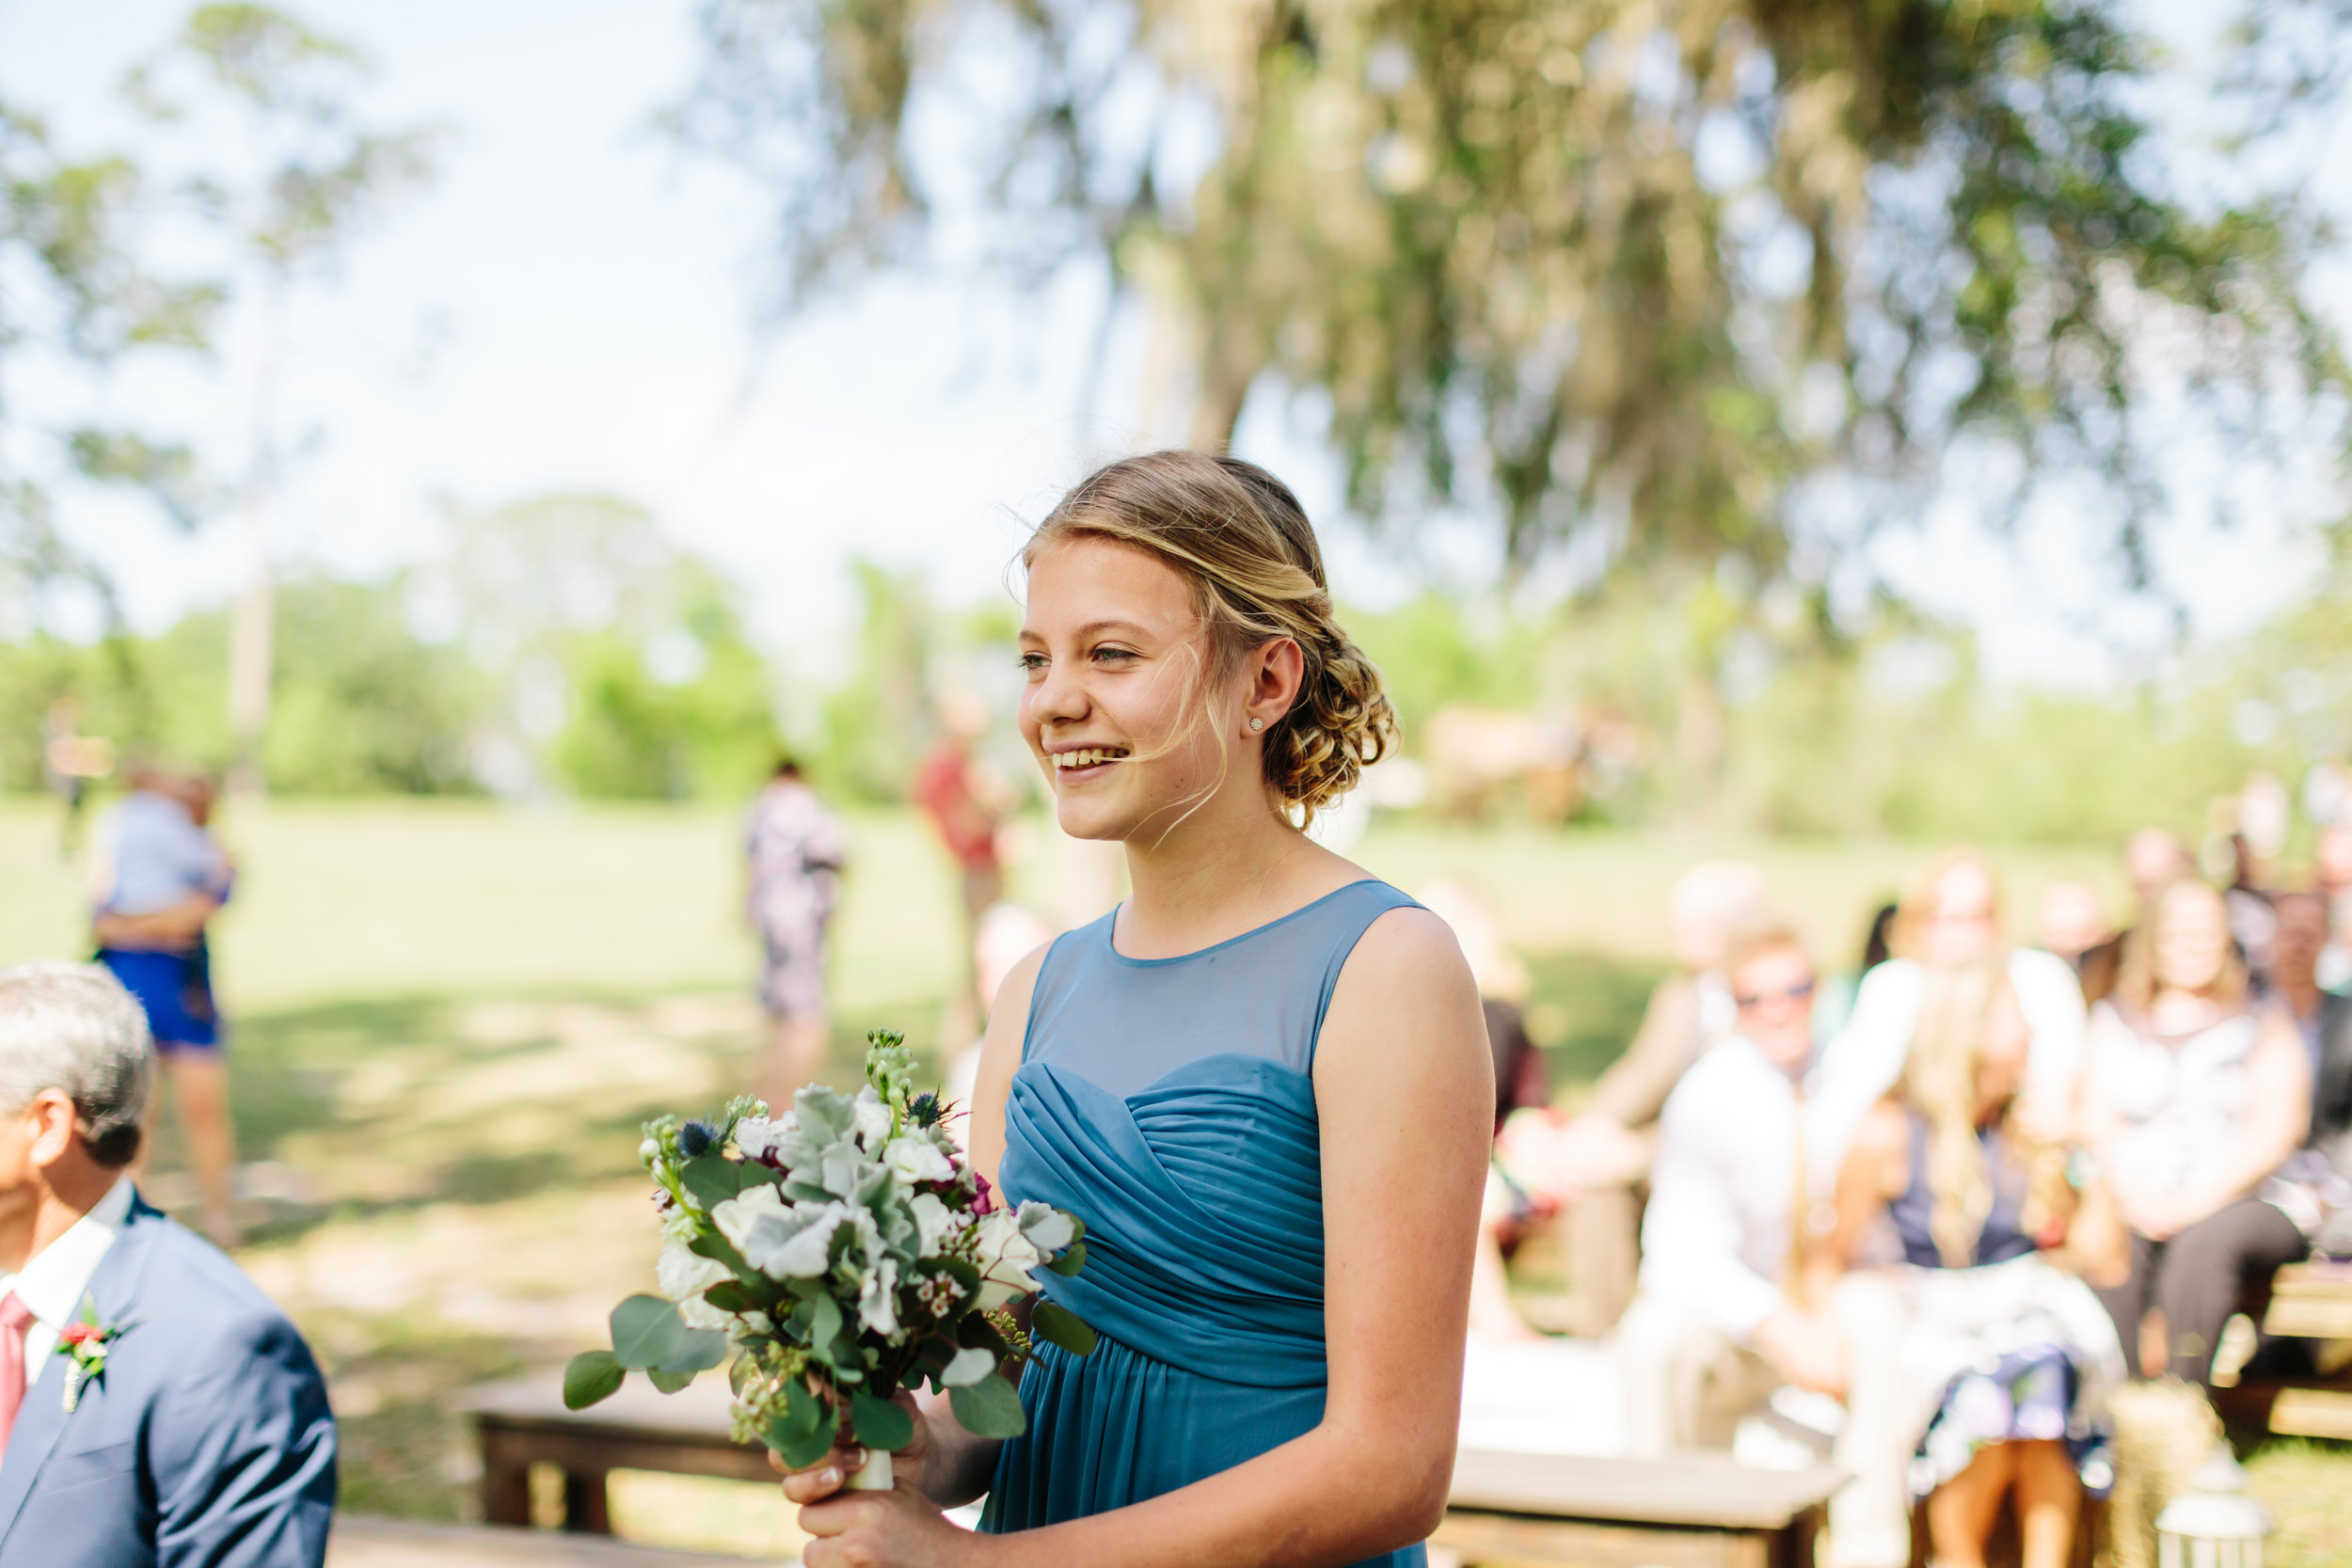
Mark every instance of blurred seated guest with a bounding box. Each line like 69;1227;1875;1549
2081;878;2311;1386
745;756;849;1106
2038;882;2110;976
1486;862;1765;1338
2317;825;2352;995
2309;965;2352;1261
89;764;239;1247
1812;901;1899;1045
1618;927;1912;1568
2273;892;2333;1083
1419;882;1548;1342
1804;958;2125;1568
1415;882;1547;1129
0;963;334;1567
2075;830;2197;1006
2219;832;2281;990
1813;851;2088;1179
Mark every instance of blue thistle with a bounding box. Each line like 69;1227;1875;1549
678;1120;715;1158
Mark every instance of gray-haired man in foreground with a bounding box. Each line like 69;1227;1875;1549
0;963;335;1567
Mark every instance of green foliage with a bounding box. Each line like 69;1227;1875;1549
946;1371;1026;1439
847;1390;915;1451
610;1293;693;1369
815;561;932;803
677;0;2347;589
1;98;217;601
1343;594;1545;739
0;575;484;794
1031;1300;1096;1354
563;1349;624;1410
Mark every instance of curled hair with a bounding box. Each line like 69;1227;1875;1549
1023;451;1396;826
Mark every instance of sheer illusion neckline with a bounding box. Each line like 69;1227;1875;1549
1104;879;1384;967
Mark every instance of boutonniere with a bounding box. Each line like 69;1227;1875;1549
56;1297;138;1413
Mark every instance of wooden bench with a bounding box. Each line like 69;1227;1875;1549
327;1514;779;1566
2214;1260;2352;1441
467;1375;1839;1562
1436;1449;1839;1568
459;1376;769;1535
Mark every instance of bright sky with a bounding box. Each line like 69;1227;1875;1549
4;0;2345;690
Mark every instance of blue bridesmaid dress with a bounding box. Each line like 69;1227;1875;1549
981;879;1428;1568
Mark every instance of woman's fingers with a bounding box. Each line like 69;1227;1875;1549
771;1445;867;1505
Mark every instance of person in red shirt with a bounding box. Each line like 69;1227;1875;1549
914;693;1014;1042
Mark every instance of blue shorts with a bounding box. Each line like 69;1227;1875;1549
96;947;221;1052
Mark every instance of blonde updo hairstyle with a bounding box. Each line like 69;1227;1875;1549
1022;451;1396;828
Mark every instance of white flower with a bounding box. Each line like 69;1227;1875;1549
756;1203;849;1278
1015;1200;1076;1255
819;1142;877;1199
709;1183;789;1256
908;1192;962;1257
733;1115;793;1164
883;1134;955;1186
973;1209;1042;1309
658;1241;734;1331
713;1187;850;1279
851;1087;894;1153
859;1256;901;1338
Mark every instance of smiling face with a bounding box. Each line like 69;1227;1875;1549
1729;941;1817;1073
1018;536;1271;844
2151;879;2233;996
1919;859;2000;966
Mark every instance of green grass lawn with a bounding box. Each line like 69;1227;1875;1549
1;797;2338;1560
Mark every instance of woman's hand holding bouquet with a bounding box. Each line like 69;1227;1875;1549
564;1031;1094;1499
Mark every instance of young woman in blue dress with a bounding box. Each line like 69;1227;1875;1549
781;451;1494;1567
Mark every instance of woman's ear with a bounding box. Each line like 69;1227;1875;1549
1244;638;1306;730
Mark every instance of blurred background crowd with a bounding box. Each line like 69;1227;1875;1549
7;0;2352;1561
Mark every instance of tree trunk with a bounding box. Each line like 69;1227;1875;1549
226;275;286;798
226;561;274;795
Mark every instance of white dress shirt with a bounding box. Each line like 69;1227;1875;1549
1806;948;2088;1199
0;1178;135;1379
1637;1036;1811;1343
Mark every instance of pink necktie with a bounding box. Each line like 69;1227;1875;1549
0;1293;34;1455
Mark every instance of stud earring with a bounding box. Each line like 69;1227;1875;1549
1248;717;1264;732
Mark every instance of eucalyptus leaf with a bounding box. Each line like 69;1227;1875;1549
849;1391;915;1451
940;1345;995;1387
681;1152;751;1212
563;1350;624;1410
1043;1242;1087;1277
688;1230;752;1276
660;1326;728;1376
703;1280;763;1314
1032;1302;1097;1356
765;1402;838;1469
647;1363;697;1393
948;1372;1026;1439
808;1293;843;1350
610;1294;691;1370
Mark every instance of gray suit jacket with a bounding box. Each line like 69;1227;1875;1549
0;1193;335;1567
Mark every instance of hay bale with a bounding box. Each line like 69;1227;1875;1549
2103;1379;2219;1568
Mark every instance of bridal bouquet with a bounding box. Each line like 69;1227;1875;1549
564;1031;1095;1488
